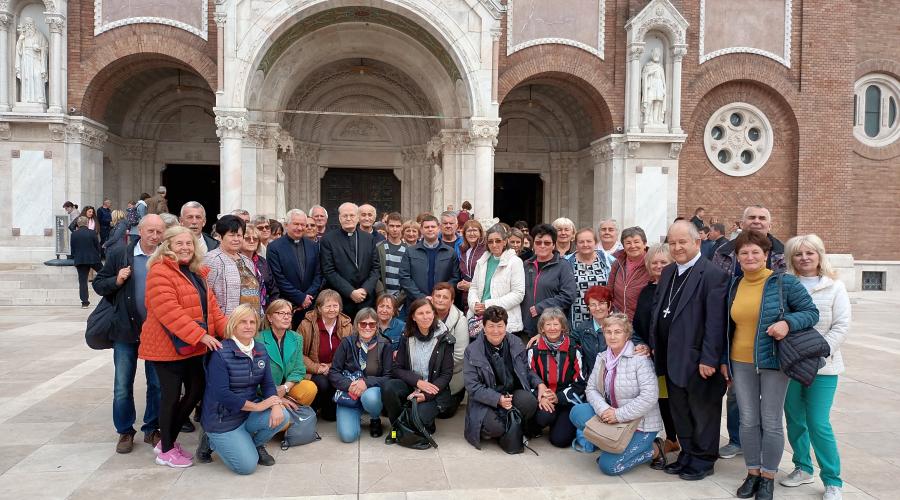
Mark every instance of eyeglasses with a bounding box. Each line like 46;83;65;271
487;239;505;245
256;225;270;231
358;321;377;329
244;236;258;242
533;240;554;247
270;311;292;318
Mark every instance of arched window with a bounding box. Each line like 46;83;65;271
854;74;900;147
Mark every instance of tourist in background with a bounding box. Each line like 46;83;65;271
71;216;102;308
780;234;848;500
69;205;98;233
98;199;113;248
607;227;650;320
102;209;128;252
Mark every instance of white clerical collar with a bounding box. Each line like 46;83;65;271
677;252;702;275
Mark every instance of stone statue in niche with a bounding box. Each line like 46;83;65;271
15;18;48;105
431;162;443;214
276;159;286;220
641;47;667;128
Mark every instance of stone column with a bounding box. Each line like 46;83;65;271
470;119;500;220
439;130;470;212
214;108;248;214
45;13;65;114
64;118;109;207
669;45;686;134
625;44;644;134
490;27;501;104
295;141;320;209
214;7;226;92
401;145;426;216
0;10;10;112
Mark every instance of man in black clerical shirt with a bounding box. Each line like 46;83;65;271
319;202;380;319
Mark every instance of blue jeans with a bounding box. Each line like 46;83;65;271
726;386;742;446
335;387;383;443
207;408;290;475
570;402;658;475
113;341;161;435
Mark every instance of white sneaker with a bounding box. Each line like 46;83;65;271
823;485;842;500
780;468;815;487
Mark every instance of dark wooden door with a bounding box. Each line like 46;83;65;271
494;173;542;228
321;168;401;231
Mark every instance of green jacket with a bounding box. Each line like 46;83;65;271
257;329;306;384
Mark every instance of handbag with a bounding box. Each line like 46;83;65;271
332;370;364;408
280;403;321;450
497;406;525;454
581;354;640;454
467;314;484;340
775;273;822;341
84;297;116;350
390;398;437;450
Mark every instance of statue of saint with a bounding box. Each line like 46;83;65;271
276;159;287;220
431;161;443;215
15;18;49;105
641;47;667;127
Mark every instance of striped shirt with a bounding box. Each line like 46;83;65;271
382;241;407;295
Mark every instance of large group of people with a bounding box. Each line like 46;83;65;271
85;194;849;500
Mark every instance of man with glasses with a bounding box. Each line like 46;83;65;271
267;209;323;329
319;202;381;319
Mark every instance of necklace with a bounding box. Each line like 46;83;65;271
662;266;694;318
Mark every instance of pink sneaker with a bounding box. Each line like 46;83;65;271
153;442;162;455
155;448;192;468
173;442;193;460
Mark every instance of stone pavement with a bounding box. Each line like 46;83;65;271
0;292;898;499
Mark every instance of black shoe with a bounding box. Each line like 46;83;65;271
370;418;383;438
256;445;275;466
180;420;195;433
756;477;774;500
650;437;668;470
196;432;212;464
679;467;714;481
736;474;761;498
663;462;685;475
192;406;202;422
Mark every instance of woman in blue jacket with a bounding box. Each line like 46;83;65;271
725;231;818;500
201;304;289;475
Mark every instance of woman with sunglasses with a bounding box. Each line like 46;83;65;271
328;308;393;442
518;224;577;344
239;225;278;312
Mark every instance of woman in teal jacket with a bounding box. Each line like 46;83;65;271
258;299;318;406
724;231;818;500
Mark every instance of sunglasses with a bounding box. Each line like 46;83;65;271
358;321;377;328
256;225;270;231
533;240;554;246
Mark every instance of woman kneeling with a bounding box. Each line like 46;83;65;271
330;308;393;442
202;304;289;475
570;313;664;475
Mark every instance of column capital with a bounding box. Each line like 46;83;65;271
214;11;227;28
214;107;248;140
44;13;65;33
65;118;109;149
670;44;687;62
470;118;500;147
0;11;11;29
627;43;645;62
439;129;472;153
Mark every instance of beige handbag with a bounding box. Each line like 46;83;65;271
582;356;640;454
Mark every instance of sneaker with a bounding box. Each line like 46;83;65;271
173;442;193;460
155;448;192;468
116;433;134;454
143;430;161;448
718;442;742;459
780;468;815;487
823;485;843;500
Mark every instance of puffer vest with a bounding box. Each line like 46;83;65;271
205;339;271;433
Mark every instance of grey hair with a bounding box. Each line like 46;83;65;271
180;201;206;218
309;205;328;218
440;210;457;220
159;213;180;228
75;216;88;227
537;307;570;336
742;205;772;221
156;185;167;194
668;220;700;240
597;218;618;229
485;223;508;240
252;214;269;226
339;202;359;214
285;209;307;221
552;217;576;231
231;209;250;217
353;307;378;332
620;226;647;244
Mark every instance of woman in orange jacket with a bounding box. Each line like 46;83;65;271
139;226;227;468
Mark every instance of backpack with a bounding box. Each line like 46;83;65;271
280;405;320;449
125;207;139;230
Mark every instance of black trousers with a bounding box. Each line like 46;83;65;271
152;356;206;453
659;397;678;443
382;379;450;430
436;389;465;419
666;372;726;472
534;404;576;448
75;264;102;305
310;373;337;421
482;389;538;439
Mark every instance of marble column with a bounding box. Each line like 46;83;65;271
45;13;65;114
625;44;644;134
295;141;320;210
490;27;501;104
470;119;500;220
214;108;248;214
0;11;10;112
214;8;226;92
439;130;470;212
669;45;686;134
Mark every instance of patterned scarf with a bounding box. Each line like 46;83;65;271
357;335;377;372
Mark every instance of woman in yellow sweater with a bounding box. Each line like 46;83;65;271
725;230;819;500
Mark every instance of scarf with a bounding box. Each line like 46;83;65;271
531;335;575;393
233;336;255;358
357;335;377;372
603;340;634;406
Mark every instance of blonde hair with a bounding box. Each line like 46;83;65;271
601;313;633;339
552;217;576;232
316;289;343;313
110;209;126;226
262;299;293;330
644;243;672;273
146;225;204;273
785;234;836;278
225;304;260;339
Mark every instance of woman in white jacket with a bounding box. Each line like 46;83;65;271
781;234;850;500
467;224;526;333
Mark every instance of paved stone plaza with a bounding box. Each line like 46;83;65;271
0;290;897;499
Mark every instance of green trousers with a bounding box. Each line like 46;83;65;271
784;375;842;487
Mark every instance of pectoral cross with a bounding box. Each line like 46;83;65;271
662;307;671;318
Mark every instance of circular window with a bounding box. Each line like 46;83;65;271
703;102;774;177
854;73;900;147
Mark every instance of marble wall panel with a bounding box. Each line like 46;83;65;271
634;165;668;244
12;150;52;235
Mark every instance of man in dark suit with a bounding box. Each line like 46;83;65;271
319;202;380;319
702;222;729;259
649;220;729;481
71;216;102;308
179;201;219;254
399;214;460;309
267;209;323;329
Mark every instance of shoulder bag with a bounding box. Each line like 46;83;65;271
390;398;437;450
280;403;320;450
84;297;116;350
332;370;364;409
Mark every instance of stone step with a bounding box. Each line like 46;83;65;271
0;287;100;306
